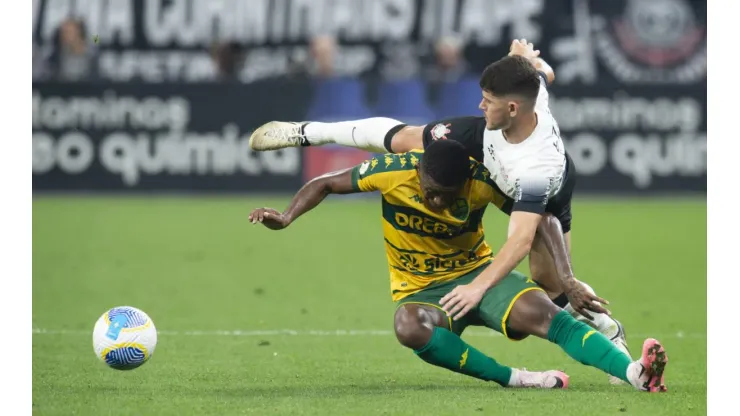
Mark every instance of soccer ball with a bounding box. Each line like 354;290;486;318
92;306;158;370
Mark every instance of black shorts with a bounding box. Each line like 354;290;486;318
490;153;575;234
545;152;575;234
387;116;575;233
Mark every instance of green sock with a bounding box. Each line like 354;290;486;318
547;310;631;383
414;326;512;386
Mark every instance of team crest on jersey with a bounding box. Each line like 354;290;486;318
430;123;452;141
449;198;469;220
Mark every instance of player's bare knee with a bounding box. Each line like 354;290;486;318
393;305;434;350
509;291;561;339
389;126;424;153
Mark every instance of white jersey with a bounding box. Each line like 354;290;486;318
481;76;567;213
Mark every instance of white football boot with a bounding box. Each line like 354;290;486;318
249;121;306;151
625;338;668;392
508;368;569;389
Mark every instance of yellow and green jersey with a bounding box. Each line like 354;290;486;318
350;151;507;301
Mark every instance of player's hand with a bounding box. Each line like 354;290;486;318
248;208;290;230
564;279;610;320
439;283;486;321
508;39;540;62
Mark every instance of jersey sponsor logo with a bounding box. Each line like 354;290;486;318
430;123;452;141
382;197;483;239
394;212;460;237
399;254;421;270
395;252;484;275
385;207;482;239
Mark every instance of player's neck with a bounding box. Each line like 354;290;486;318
502;112;538;144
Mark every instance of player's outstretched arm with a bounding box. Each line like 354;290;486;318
508;39;555;84
533;57;554;85
249;168;357;230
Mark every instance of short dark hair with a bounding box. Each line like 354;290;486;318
421;140;470;187
479;55;540;102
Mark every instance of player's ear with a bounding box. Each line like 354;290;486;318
509;101;518;117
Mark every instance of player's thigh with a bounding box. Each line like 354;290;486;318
390;126;425;153
392;116;486;156
476;271;545;341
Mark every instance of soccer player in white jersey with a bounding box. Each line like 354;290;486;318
249;40;631;385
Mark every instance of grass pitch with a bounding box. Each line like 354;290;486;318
33;196;706;415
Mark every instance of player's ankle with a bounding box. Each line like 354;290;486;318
508;368;544;387
303;122;334;146
507;368;521;387
593;315;620;339
626;361;645;389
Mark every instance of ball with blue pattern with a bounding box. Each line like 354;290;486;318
92;306;158;370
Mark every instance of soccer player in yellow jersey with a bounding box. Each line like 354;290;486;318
249;140;668;392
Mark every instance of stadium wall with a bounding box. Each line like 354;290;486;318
32;0;706;195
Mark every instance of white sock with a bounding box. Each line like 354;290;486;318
563;282;620;339
303;118;404;153
625;362;643;389
507;368;521;387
